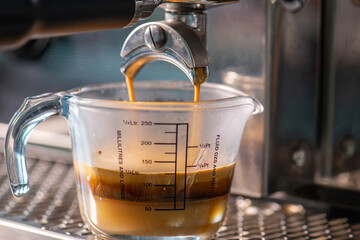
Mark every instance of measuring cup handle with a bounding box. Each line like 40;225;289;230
5;92;69;197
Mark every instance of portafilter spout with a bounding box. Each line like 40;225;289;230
120;4;209;86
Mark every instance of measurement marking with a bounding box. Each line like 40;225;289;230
154;123;188;125
154;184;175;187
174;124;178;210
154;208;185;211
154;142;176;145
152;122;190;211
184;123;189;209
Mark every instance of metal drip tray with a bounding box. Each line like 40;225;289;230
0;155;360;239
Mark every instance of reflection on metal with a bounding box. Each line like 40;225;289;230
144;25;167;50
292;147;307;168
214;0;360;199
120;20;209;85
316;170;360;191
163;3;207;44
318;0;360;191
218;0;360;199
280;0;308;12
217;197;360;239
166;0;243;4
206;0;267;197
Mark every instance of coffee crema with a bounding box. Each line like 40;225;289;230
74;161;235;236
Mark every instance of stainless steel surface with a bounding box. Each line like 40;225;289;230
132;0;165;26
120;21;209;85
0;219;79;240
0;155;359;239
217;0;322;196
0;156;91;239
212;0;360;201
267;0;322;189
219;198;360;239
166;0;243;5
316;0;360;191
207;0;267;197
163;3;207;44
279;0;308;12
144;25;167;50
121;2;210;86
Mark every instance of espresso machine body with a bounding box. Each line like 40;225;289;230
224;0;360;207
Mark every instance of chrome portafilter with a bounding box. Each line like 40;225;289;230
120;4;209;86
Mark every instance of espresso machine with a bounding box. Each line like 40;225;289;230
1;0;360;239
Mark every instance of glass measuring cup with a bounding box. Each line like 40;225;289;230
5;80;263;239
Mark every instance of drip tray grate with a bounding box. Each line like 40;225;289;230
0;155;359;239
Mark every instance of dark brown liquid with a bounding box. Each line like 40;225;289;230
74;161;235;236
125;75;135;102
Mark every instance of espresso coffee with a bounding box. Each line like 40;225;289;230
125;75;135;102
74;161;235;237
